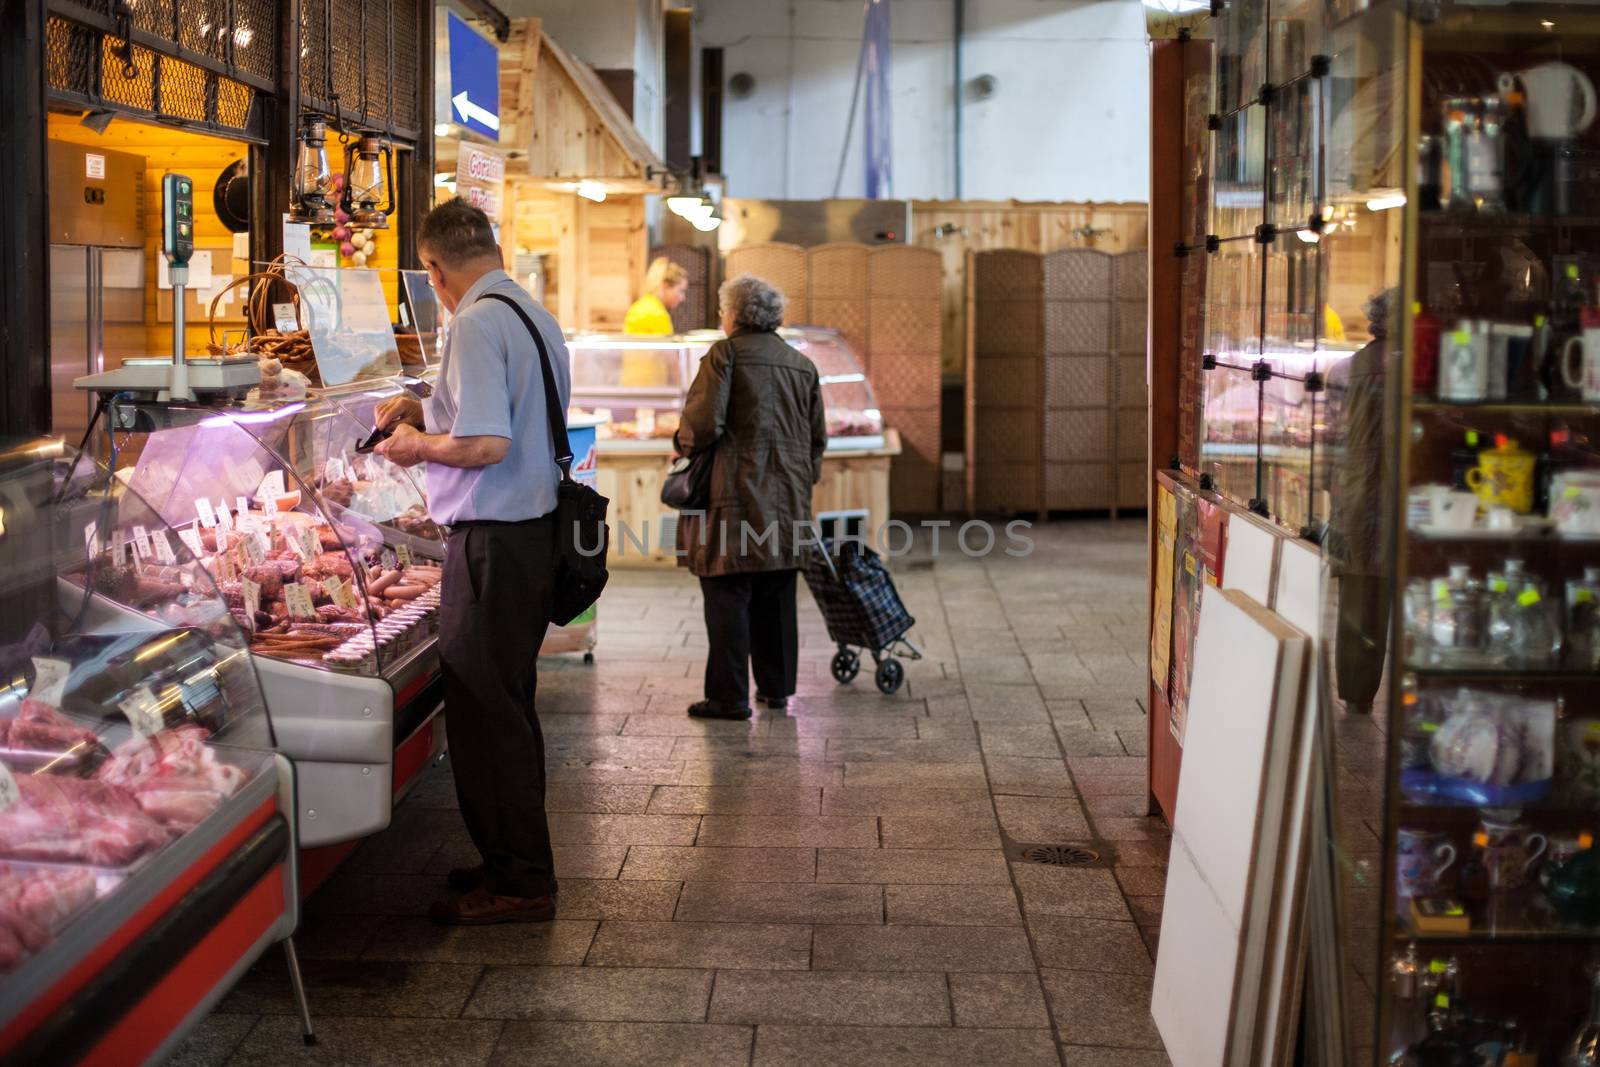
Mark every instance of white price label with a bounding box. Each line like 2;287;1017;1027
178;528;205;558
273;302;298;332
263;494;279;515
153;530;177;565
242;534;266;565
284;527;307;558
131;524;151;560
255;530;273;557
258;470;286;502
214;549;238;583
195;498;218;528
118;685;165;738
284;582;317;620
84;520;100;559
236;496;250;523
0;763;18;812
326;575;358;611
31;656;71;705
381;547;398;572
324;457;346;483
396;544;413;569
242;576;261;625
299;527;322;560
215;499;234;532
111;536;128;568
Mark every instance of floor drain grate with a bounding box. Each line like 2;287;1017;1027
1020;845;1100;867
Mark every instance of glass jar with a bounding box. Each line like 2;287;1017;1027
1568;567;1600;670
1430;564;1488;665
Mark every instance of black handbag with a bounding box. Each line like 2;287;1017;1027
659;340;732;510
481;293;610;626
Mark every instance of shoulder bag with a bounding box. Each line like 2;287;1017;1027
660;339;733;510
481;293;610;626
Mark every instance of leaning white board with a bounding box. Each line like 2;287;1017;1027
1222;511;1280;607
1152;584;1309;1067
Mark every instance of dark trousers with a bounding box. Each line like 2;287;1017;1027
1335;572;1391;712
439;518;557;898
700;569;799;706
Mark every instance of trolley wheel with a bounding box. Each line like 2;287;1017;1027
830;649;861;684
874;658;905;695
583;652;595;665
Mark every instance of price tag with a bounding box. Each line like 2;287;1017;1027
258;470;286;502
1518;587;1542;607
284;582;317;620
178;528;205;558
0;763;18;812
236;495;251;522
324;456;346;483
111;535;128;568
326;575;358;611
273;302;298;332
215;499;234;532
118;685;165;738
214;549;238;583
284;527;307;558
1578;589;1596;605
255;530;273;557
299;526;322;560
242;534;266;565
396;544;413;569
153;530;177;565
1489;578;1508;594
380;547;398;572
242;576;261;625
84;520;100;559
131;524;151;560
31;656;71;705
195;498;218;528
263;494;279;515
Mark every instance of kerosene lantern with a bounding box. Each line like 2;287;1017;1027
341;132;395;229
289;114;336;224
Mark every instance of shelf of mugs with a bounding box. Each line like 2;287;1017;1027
1419;213;1600;239
1413;399;1600;415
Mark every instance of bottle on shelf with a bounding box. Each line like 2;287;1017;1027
1561;964;1600;1066
1568;568;1600;670
1451;431;1482;491
1415;302;1442;393
1431;564;1489;665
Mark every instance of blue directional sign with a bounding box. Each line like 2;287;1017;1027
446;11;500;142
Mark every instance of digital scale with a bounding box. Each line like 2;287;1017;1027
75;172;259;402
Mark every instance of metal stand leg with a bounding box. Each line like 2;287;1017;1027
282;936;317;1046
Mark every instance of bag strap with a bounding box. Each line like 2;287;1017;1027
480;292;573;481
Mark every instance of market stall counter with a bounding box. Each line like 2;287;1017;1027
0;437;306;1062
107;388;447;853
568;327;901;566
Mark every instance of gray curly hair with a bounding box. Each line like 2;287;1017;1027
719;273;786;332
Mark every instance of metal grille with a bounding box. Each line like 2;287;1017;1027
47;12;260;137
1021;845;1100;867
302;0;423;138
299;2;329;108
391;0;420;133
232;0;275;81
364;0;393;128
177;0;228;62
329;0;365;122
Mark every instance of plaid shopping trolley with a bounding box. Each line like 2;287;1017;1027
803;539;922;694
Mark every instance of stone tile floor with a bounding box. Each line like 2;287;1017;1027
171;519;1174;1066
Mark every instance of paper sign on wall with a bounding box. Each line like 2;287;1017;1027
282;217;313;263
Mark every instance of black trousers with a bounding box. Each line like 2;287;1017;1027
700;569;799;706
1335;572;1391;712
438;518;557;898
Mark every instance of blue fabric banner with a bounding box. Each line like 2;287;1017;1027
863;0;893;199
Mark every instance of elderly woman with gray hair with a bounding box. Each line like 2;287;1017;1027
674;274;827;720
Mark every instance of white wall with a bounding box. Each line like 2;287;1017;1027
693;0;1150;202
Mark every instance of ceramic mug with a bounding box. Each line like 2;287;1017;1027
1552;472;1600;538
1427;485;1480;531
1397;828;1459;899
1559;309;1600;401
1501;61;1599;140
1439;322;1490;401
1480;816;1547;891
1466;439;1537;515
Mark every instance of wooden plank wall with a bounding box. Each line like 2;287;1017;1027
503;184;647;330
910;200;1149;379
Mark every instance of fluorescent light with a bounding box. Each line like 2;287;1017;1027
576;180;607;203
433;123;453;137
666;195;701;217
691;213;721;232
1295;229;1321;244
1365;192;1408;211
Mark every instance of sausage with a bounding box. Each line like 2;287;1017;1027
383;584;427;600
366;569;402;595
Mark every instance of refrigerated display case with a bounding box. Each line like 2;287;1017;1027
102;390;446;850
0;437;304;1063
566;327;898;566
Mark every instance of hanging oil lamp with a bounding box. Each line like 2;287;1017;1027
289;114;336;225
341;132;396;229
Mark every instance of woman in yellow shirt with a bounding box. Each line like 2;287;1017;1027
625;257;690;336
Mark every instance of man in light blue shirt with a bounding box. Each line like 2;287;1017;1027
376;198;568;925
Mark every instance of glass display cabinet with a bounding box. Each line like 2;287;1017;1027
101;389;446;848
1182;0;1600;1061
0;438;300;1062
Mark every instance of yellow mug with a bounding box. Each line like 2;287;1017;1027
1466;439;1536;514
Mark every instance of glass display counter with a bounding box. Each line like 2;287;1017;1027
0;437;299;1062
99;390;446;848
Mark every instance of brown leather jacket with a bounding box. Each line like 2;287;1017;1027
673;328;827;577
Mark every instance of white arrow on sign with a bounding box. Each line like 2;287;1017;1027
452;91;500;132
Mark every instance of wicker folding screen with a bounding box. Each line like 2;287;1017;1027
725;243;809;325
1042;249;1115;512
968;251;1044;514
649;243;713;332
867;246;943;514
807;243;870;358
1113;251;1150;510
